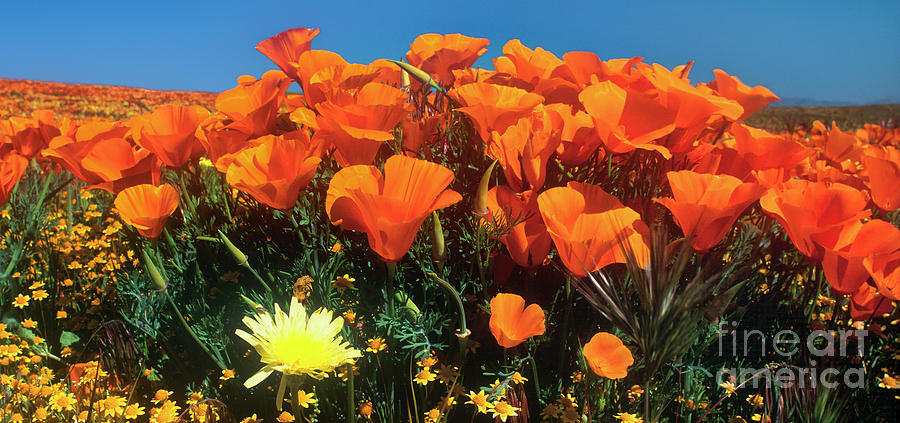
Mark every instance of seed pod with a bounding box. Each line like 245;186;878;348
473;160;498;217
431;212;446;263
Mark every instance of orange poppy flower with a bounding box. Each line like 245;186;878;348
326;155;461;262
548;103;604;166
225;133;322;210
492;40;576;104
42;135;160;193
582;332;633;379
405;33;489;85
255;27;320;83
305;62;386;108
759;180;870;260
449;82;544;144
707;69;780;121
313;82;412;166
489;293;545;348
1;152;28;207
0;111;62;159
113;184;179;239
821;123;863;164
729;124;810;173
555;53;644;90
292;49;349;104
821;219;899;295
579;80;676;159
484;187;551;268
486;106;561;192
862;146;900;211
215;70;292;138
850;283;893;321
537;182;650;277
655;171;764;253
134;105;209;169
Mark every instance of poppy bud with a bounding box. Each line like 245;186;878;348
218;230;248;266
141;250;167;291
431;212;446;263
388;60;443;92
474;160;497;217
401;68;410;91
395;292;420;318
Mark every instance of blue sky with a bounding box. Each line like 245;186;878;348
1;0;898;104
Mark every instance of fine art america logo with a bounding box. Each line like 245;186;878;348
716;321;868;389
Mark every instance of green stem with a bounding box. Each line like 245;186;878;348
244;263;273;294
1;169;52;283
176;175;197;217
557;277;574;378
163;290;226;371
386;262;397;317
346;364;355;423
426;273;468;358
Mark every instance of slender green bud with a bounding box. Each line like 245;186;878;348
474;160;498;217
431;212;446;263
141;250;167;291
218;230;248;266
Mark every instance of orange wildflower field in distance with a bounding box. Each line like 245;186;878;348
0;26;897;423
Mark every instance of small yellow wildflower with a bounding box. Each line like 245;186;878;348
220;369;236;381
276;411;295;422
21;319;37;329
31;289;48;301
418;355;438;369
240;414;261;423
49;391;76;412
153;389;172;403
424;408;441;422
296;390;317;408
366;337;387;353
358;401;374;418
466;390;490;413
414;368;437;385
100;395;127;418
720;381;737;396
57;310;68;319
331;274;356;291
13;294;29;309
343;310;356;324
489;400;519;422
615;412;644;423
509;371;527;385
747;394;764;408
124;403;146;420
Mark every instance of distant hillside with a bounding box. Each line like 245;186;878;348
0;78;217;121
744;103;899;132
2;77;897;134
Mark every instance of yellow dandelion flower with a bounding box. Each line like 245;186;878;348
489;400;519;422
366;337;387;353
12;294;29;309
235;297;360;387
414;368;437;385
295;390;317;408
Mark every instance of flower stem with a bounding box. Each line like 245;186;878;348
346;364;355;423
163;290;226;371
